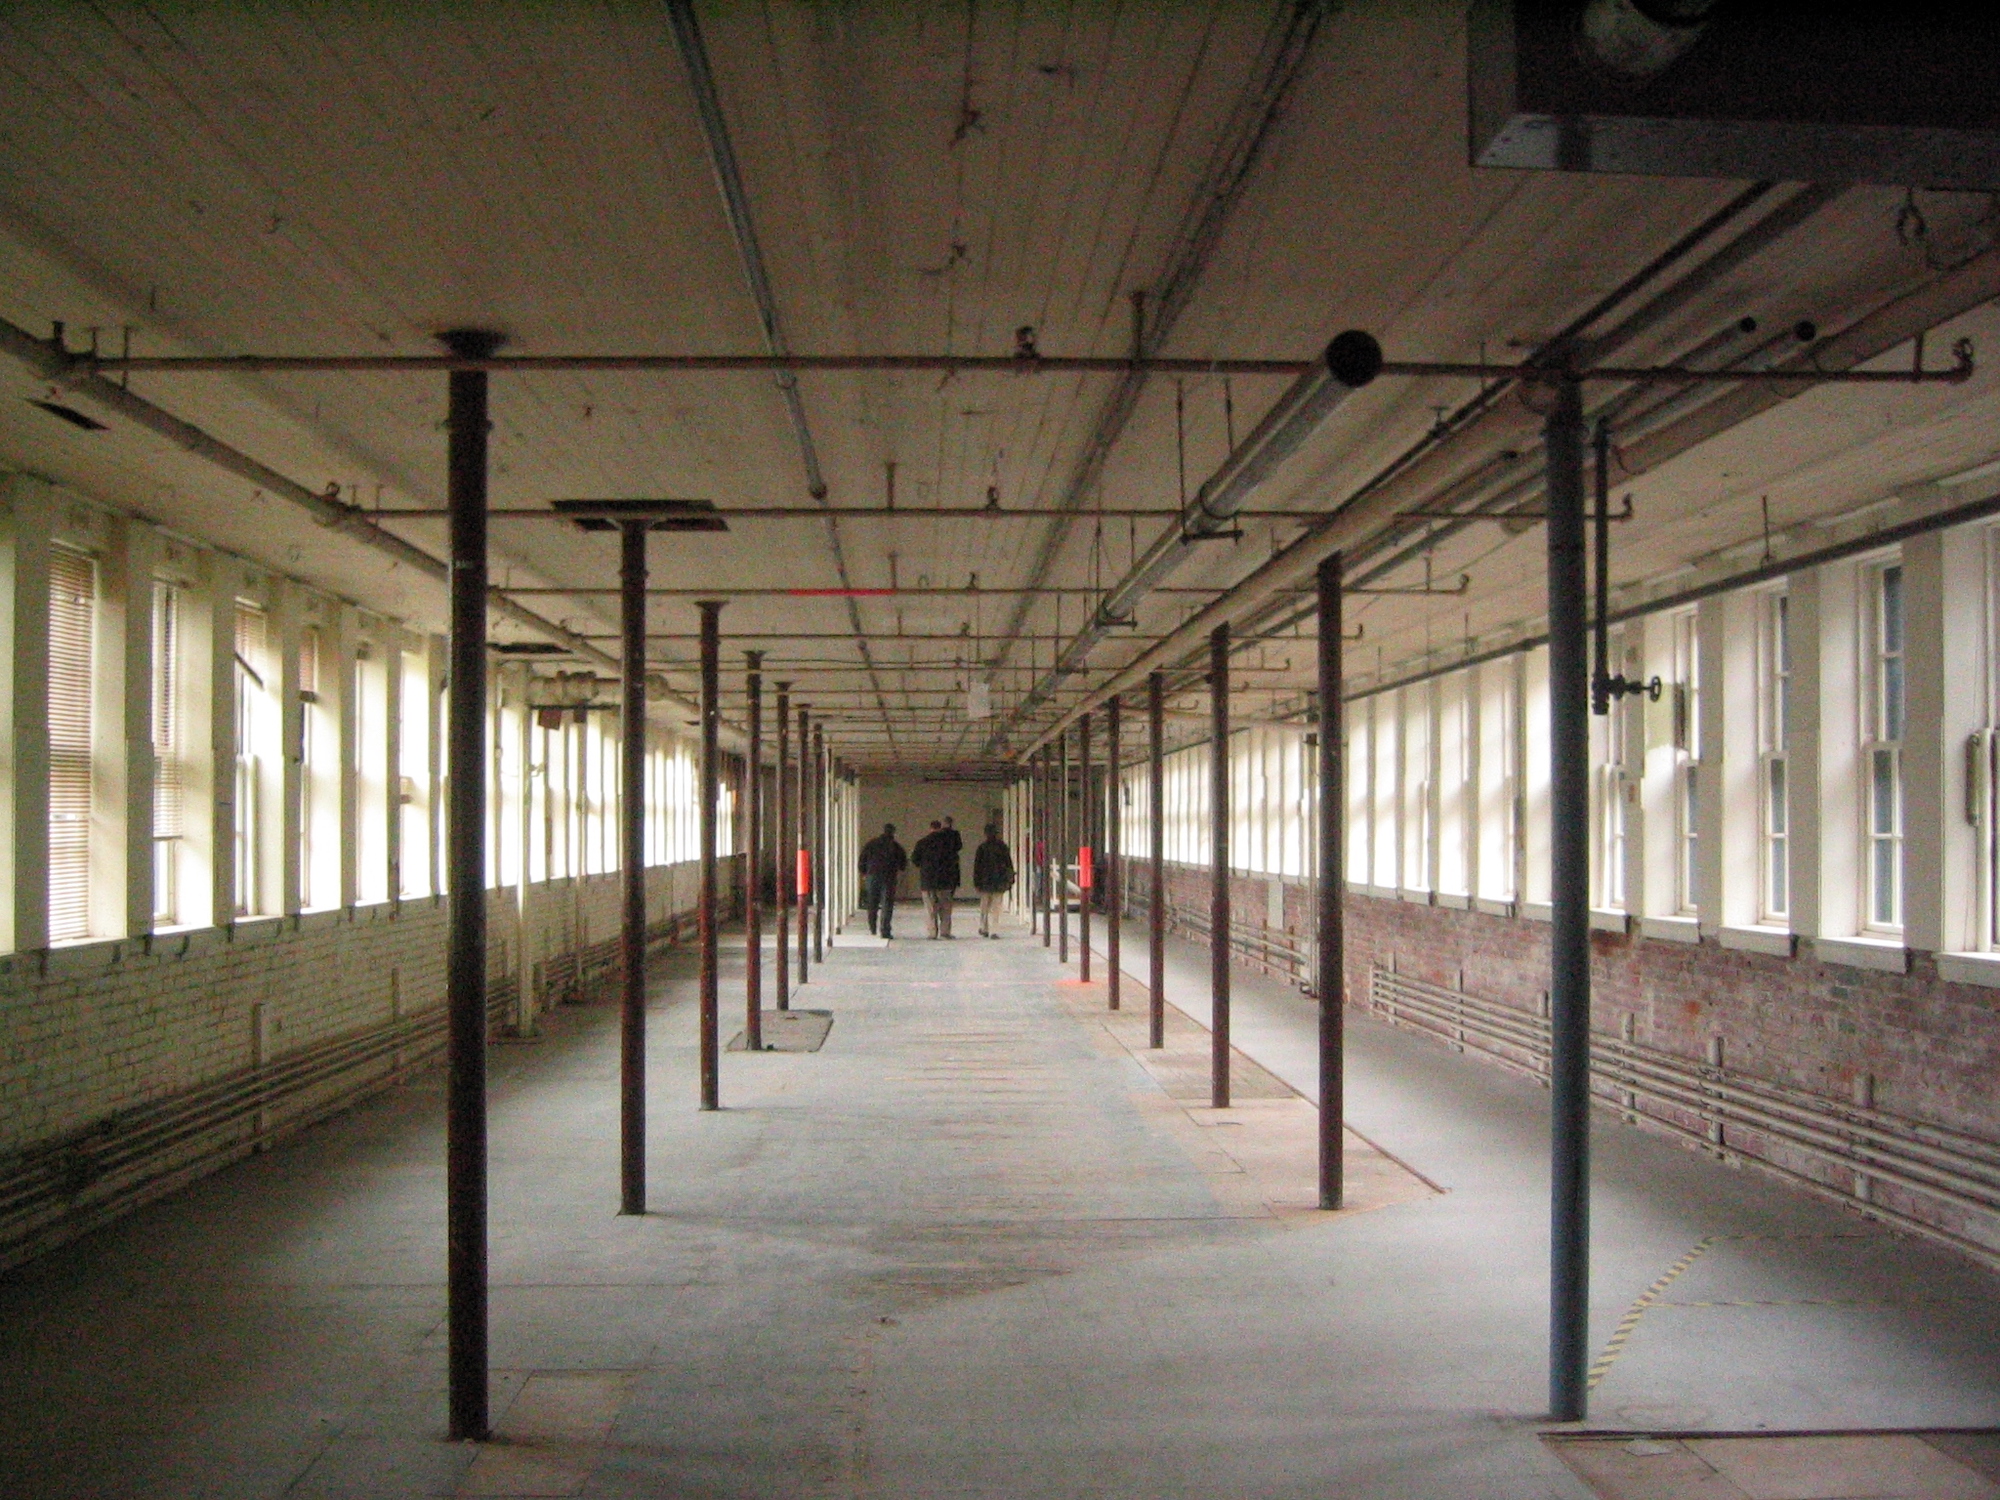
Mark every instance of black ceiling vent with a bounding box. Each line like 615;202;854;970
26;398;108;432
551;498;728;532
1470;1;2000;188
490;641;569;656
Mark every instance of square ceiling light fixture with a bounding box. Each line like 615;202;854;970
550;498;729;532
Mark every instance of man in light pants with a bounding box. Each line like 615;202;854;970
973;824;1015;938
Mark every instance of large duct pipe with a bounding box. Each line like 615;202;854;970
1024;239;2000;751
994;331;1383;749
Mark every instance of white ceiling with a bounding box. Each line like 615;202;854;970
2;1;1997;769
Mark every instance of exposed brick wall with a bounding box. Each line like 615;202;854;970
1135;860;2000;1255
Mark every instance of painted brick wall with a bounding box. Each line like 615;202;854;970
0;857;739;1157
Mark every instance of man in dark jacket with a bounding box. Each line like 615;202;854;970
858;823;908;938
909;820;961;938
972;824;1015;938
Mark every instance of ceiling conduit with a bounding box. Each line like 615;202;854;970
987;0;1339;677
0;313;635;674
986;178;1789;754
1028;234;2000;750
663;0;895;748
988;330;1383;749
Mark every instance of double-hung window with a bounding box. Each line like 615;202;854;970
48;546;97;944
1670;610;1700;914
1864;562;1905;931
151;582;185;926
1756;591;1791;923
1597;629;1629;910
234;604;271;915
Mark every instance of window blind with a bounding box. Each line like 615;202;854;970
48;546;95;943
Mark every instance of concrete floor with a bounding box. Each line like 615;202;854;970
0;905;1996;1498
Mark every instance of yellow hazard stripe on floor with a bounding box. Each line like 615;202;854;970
1586;1235;1718;1390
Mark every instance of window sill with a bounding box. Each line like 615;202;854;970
1813;935;1910;974
1638;915;1701;945
1435;891;1472;911
1590;908;1631;934
1936;952;2000;989
1521;901;1552;923
1473;897;1516;918
1399;887;1434;904
1718;925;1795;957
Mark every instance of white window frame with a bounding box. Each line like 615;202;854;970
1756;589;1791;924
1863;560;1905;933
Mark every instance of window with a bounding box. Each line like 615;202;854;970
1757;591;1791;922
1596;634;1629;911
151;582;185;926
48;545;96;944
298;625;335;908
235;604;272;915
1670;610;1700;915
1864;562;1904;931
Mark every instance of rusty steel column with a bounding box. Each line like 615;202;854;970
698;601;723;1111
1038;750;1052;946
812;722;826;962
775;683;792;1011
797;705;811;984
1546;372;1594;1422
442;327;500;1442
1148;671;1165;1049
1317;554;1345;1210
1058;726;1070;964
619;523;651;1206
1106;698;1122;1011
1210;622;1231;1111
743;653;764;1052
1078;713;1092;983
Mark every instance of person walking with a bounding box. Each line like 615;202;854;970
858;823;907;939
910;819;962;938
973;824;1015;938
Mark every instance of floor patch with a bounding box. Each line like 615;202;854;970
1548;1431;2000;1500
728;1008;834;1052
457;1370;633;1497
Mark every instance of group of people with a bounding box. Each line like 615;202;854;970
858;817;1016;940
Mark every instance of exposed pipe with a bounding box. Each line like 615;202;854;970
992;332;1385;752
991;0;1338;677
662;0;896;742
0;315;623;678
1021;239;2000;753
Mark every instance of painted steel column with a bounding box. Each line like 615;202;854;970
1038;750;1053;946
1149;671;1166;1049
812;722;826;962
1316;553;1346;1210
1545;373;1593;1422
442;327;500;1442
1058;727;1070;963
744;653;764;1052
775;683;791;1011
797;705;811;984
697;601;723;1110
1106;698;1122;1011
1210;622;1231;1110
1078;714;1092;983
619;523;650;1208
